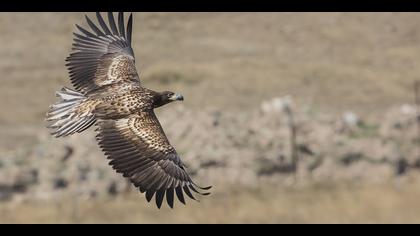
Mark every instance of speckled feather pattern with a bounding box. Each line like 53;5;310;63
90;83;155;119
93;54;139;88
46;12;211;208
128;112;175;154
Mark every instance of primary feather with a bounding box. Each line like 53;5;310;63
46;12;211;208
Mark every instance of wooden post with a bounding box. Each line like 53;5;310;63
283;103;298;180
414;81;420;159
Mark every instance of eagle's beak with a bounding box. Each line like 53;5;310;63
170;93;184;101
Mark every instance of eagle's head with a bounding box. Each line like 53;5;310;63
154;91;184;108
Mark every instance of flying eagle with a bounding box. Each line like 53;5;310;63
46;12;211;208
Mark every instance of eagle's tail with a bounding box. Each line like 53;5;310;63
46;87;96;138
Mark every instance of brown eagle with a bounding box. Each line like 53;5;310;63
46;12;211;208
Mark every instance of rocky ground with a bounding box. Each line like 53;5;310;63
1;97;419;204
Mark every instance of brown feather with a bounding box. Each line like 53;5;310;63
48;12;211;209
95;112;210;208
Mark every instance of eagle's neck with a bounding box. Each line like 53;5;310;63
152;92;170;109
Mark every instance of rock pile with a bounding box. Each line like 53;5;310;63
1;98;419;202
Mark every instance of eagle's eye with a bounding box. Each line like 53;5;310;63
167;93;174;98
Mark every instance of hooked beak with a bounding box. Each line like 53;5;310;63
170;93;184;101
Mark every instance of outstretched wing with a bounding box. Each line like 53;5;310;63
66;12;139;94
96;111;211;208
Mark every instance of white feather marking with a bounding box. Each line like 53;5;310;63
47;87;96;137
56;92;83;101
51;100;80;109
47;110;71;121
61;87;85;96
50;116;73;128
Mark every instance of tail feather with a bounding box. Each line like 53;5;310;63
46;87;96;138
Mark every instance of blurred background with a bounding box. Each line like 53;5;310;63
1;12;420;223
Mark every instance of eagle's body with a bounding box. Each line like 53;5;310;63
86;84;158;118
46;12;210;209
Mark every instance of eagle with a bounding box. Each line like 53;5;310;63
46;12;211;208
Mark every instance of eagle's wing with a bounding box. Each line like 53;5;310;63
96;111;211;208
66;12;139;94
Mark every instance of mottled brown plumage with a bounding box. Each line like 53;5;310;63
46;12;211;208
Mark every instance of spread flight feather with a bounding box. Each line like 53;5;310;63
46;12;211;209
